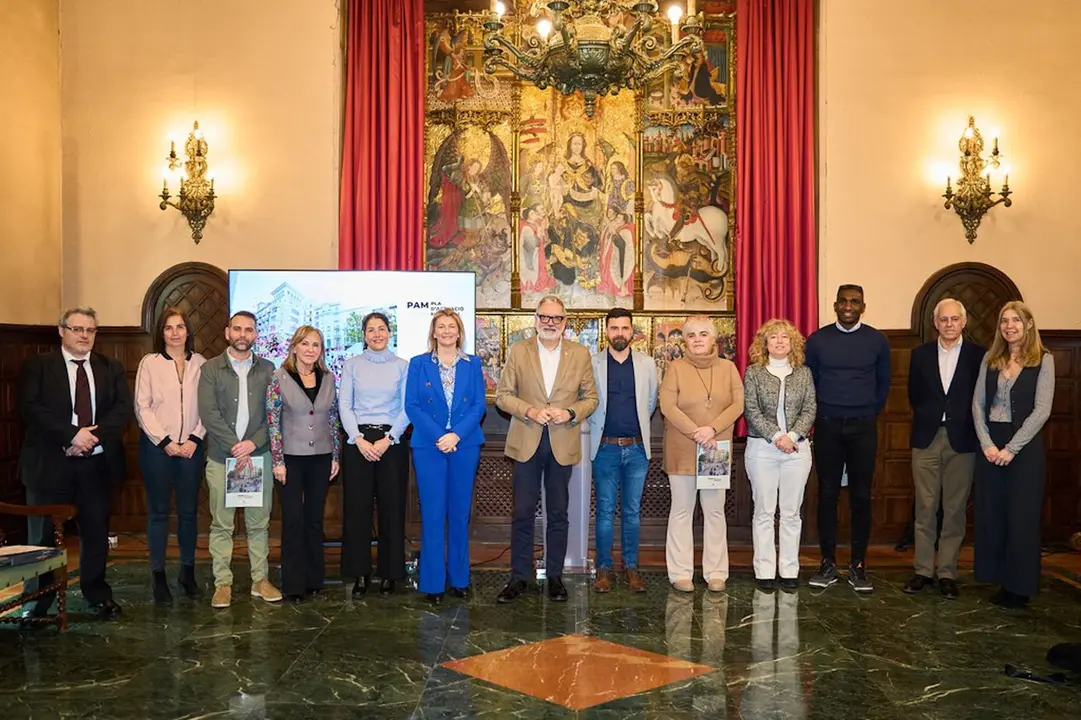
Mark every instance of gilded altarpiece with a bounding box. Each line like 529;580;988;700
424;4;736;395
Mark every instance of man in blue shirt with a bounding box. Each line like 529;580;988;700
587;308;658;593
805;285;891;593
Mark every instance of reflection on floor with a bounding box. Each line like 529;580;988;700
1;559;1079;719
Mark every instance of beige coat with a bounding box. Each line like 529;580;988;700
495;336;599;465
660;356;744;475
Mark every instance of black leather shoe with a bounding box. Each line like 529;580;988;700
286;594;305;604
547;576;569;602
380;578;396;597
178;565;203;599
497;579;528;604
352;575;371;597
780;577;799;591
449;586;469;599
427;593;444;605
903;574;933;595
756;578;777;592
94;598;122;619
939;578;959;600
152;570;173;605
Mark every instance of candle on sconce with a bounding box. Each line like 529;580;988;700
688;0;697;16
1004;173;1009;187
667;6;682;44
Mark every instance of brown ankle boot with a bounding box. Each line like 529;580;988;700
624;569;647;593
594;569;613;593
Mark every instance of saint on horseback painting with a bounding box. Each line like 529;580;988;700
642;116;733;311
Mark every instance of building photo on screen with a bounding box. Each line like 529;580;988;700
228;270;477;376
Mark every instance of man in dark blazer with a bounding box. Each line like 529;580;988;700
904;298;984;599
18;306;132;618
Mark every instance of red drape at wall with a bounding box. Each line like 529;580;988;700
339;0;426;270
735;0;818;366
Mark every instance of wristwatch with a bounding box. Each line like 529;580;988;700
567;408;576;422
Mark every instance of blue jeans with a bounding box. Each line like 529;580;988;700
139;434;203;571
592;443;648;570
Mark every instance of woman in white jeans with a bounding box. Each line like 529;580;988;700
743;319;816;590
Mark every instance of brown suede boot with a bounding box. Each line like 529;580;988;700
594;569;613;593
624;569;647;593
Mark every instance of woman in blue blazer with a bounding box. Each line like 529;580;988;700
405;308;486;604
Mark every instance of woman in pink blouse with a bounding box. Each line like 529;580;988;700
134;306;207;604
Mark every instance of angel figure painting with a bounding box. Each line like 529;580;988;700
642;120;733;310
517;89;637;309
431;25;474;103
426;18;504;111
426;128;512;307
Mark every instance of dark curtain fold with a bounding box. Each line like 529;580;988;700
735;0;818;374
339;0;426;270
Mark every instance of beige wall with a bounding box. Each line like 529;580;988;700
0;0;62;325
60;0;342;325
819;0;1081;330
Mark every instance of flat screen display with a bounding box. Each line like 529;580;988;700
228;270;477;376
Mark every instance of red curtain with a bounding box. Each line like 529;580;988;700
735;0;818;367
339;0;426;270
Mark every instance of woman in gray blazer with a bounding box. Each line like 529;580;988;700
744;319;816;591
267;325;341;602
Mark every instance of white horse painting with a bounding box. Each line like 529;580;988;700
645;177;729;275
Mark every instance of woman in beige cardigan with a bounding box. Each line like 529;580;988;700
660;315;744;592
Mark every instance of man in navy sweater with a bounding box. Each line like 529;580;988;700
805;284;891;592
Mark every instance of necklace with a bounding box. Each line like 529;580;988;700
693;366;714;407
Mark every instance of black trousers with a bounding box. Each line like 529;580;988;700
813;416;878;565
340;428;409;580
278;453;332;597
974;423;1045;598
510;428;572;580
26;455;113;607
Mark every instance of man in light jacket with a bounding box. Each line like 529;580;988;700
587;308;658;594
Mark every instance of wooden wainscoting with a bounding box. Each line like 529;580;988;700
2;324;1079;550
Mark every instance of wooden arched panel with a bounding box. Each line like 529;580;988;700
142;262;229;357
911;263;1022;347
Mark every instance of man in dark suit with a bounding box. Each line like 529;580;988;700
904;298;985;599
18;306;132;618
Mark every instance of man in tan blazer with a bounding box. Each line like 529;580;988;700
495;295;598;603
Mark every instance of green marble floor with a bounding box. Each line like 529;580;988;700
1;563;1079;719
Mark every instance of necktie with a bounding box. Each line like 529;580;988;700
72;359;92;426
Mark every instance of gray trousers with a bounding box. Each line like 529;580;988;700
911;427;975;580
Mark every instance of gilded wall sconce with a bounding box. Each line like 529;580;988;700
159;121;217;243
942;116;1011;243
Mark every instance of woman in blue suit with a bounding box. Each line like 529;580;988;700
406;308;486;605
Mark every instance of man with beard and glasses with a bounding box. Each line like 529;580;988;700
197;311;281;608
495;295;598;603
586;308;657;594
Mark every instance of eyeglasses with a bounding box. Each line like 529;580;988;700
536;314;566;325
63;325;98;335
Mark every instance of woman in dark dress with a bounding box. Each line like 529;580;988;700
972;301;1055;609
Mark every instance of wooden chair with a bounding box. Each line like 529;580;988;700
0;502;78;631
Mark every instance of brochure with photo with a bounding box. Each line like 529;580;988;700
696;440;732;491
225;456;265;508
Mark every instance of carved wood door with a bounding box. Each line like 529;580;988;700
912;263;1023;347
141;262;229;357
